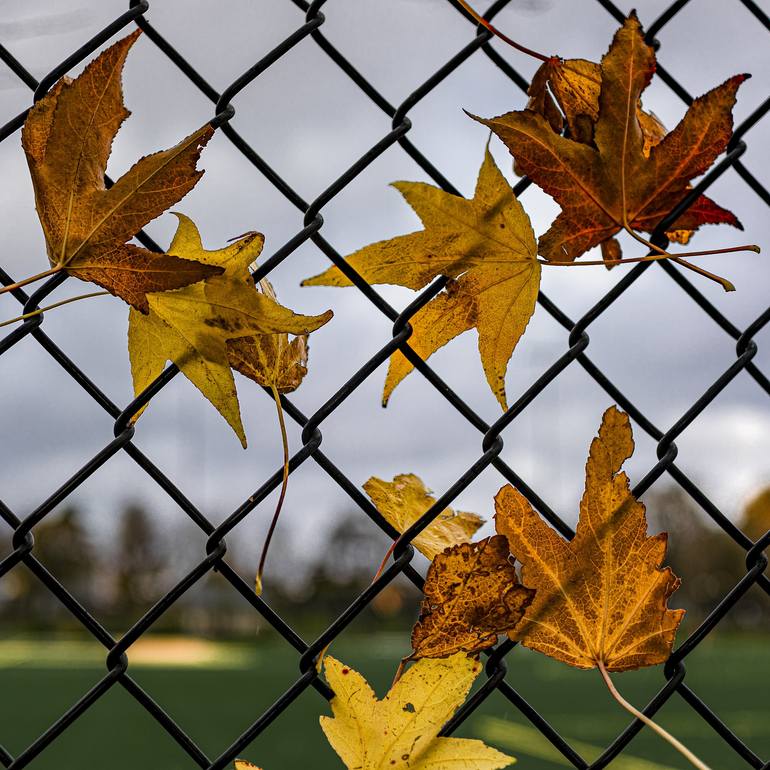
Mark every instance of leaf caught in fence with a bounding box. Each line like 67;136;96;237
495;405;685;672
303;148;539;410
320;655;514;770
21;31;221;311
227;278;312;394
363;473;483;560
473;12;745;263
411;535;534;660
128;214;332;447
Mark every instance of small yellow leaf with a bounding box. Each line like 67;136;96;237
363;474;483;560
320;655;514;770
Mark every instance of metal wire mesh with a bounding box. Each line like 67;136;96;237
1;0;769;768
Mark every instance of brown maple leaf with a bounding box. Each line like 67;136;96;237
411;535;534;660
472;13;745;263
21;30;221;312
526;55;701;257
495;406;684;672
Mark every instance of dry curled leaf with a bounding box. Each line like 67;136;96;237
495;406;685;672
363;474;483;560
128;214;332;447
21;31;221;311
227;278;311;394
411;535;534;660
320;655;514;770
473;13;744;263
304;148;539;410
234;762;263;770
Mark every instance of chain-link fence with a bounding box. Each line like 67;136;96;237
1;0;769;768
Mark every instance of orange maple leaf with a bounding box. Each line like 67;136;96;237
472;13;745;263
495;406;684;672
21;30;220;312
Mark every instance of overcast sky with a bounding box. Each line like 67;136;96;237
1;0;769;579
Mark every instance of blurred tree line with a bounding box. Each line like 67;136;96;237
0;484;767;638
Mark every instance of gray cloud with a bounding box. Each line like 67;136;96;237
1;0;768;571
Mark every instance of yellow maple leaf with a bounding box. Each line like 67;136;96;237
303;148;539;410
128;213;332;447
320;655;514;769
495;406;685;672
363;474;483;560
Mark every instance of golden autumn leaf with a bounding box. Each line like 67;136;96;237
21;31;221;312
473;13;744;263
234;763;263;770
320;655;514;770
363;474;483;560
303;148;539;410
495;406;684;672
128;214;332;447
227;278;311;394
411;535;534;660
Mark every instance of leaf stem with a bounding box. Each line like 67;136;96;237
315;538;401;674
392;656;410;687
371;539;399;585
597;661;712;770
0;291;109;329
0;266;62;296
621;223;739;292
539;242;759;272
255;384;290;596
453;0;551;62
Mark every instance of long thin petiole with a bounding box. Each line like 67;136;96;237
537;239;760;280
371;539;399;585
315;537;402;674
0;266;62;296
598;661;712;770
622;223;740;292
0;291;109;329
391;656;410;687
255;384;291;596
453;0;551;62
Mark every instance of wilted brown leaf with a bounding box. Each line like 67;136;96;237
526;56;694;255
474;13;744;263
21;31;220;311
495;406;685;672
411;535;534;659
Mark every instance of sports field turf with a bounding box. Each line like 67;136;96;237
0;633;767;769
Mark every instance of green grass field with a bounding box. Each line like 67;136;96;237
0;633;767;769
